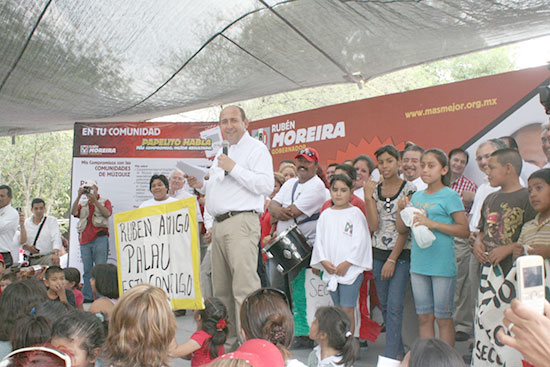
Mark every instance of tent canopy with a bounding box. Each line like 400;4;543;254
1;0;550;135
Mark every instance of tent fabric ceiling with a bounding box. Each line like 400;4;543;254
1;0;550;135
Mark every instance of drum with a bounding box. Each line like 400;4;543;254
263;224;312;274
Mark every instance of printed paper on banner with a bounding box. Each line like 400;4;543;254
114;197;203;309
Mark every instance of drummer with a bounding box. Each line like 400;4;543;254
268;147;327;349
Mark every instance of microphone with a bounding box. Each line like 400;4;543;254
222;140;229;176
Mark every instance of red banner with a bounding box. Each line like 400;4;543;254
249;66;550;168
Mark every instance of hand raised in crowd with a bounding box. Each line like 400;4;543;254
270;206;294;221
321;260;337;274
18;210;25;226
23;244;40;255
217;154;236;173
397;196;409;211
512;242;524;259
381;260;396;280
468;232;478;251
488;245;513;266
497;299;550;367
362;178;378;201
335;261;351;277
51;281;67;302
185;175;203;189
473;240;489;264
203;228;212;243
412;212;434;229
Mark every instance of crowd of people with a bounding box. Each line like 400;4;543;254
1;105;550;367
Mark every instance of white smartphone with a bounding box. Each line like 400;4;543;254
516;255;545;314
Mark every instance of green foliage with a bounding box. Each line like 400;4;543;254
0;131;73;220
238;45;518;121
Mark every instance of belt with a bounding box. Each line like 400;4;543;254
30;253;52;259
215;210;257;223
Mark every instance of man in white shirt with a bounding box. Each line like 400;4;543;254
401;145;427;191
188;106;274;350
269;147;327;348
0;185;19;268
19;198;62;266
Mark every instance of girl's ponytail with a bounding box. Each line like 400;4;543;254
200;298;228;359
339;331;359;367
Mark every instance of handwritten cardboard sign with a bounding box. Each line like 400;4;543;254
114;197;203;309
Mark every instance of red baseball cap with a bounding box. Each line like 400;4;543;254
295;147;319;162
0;253;4;264
213;339;284;367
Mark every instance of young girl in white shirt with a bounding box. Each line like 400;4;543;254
311;174;372;335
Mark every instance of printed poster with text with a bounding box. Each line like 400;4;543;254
249;66;550;186
70;121;218;294
114;197;203;309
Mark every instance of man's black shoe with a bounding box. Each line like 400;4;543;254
455;331;470;342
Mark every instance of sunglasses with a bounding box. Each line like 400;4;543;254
3;346;72;367
298;149;316;158
244;287;290;315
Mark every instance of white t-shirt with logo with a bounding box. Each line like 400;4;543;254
311;206;372;285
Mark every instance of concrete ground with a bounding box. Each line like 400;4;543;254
171;312;471;366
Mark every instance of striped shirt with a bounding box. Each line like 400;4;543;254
450;175;478;212
518;214;550;248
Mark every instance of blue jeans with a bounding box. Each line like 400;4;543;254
373;257;410;359
410;272;456;319
80;235;109;300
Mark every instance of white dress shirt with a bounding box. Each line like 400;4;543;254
520;160;541;186
0;205;19;252
23;216;62;254
171;189;203;222
203;131;274;217
469;180;499;232
139;196;178;208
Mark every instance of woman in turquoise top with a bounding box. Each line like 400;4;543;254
397;149;469;347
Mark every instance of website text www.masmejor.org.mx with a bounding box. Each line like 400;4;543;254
404;97;498;118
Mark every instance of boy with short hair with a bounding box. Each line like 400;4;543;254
473;148;536;275
513;168;550;260
44;265;76;307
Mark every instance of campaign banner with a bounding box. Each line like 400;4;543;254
249;66;550;186
114;197;203;308
69;122;215;276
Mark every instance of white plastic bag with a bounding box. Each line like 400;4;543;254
400;207;436;249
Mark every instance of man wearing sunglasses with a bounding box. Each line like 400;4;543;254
268;147;327;349
187;105;274;350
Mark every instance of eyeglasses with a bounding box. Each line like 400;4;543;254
244;287;290;315
298;149;316;158
4;346;72;366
